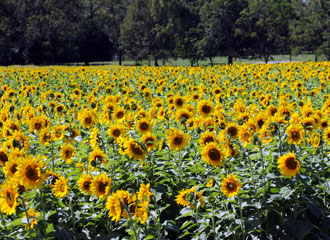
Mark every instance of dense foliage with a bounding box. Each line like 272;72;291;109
0;62;330;239
0;0;330;65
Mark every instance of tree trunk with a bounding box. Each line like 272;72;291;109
228;55;233;65
155;57;158;66
118;49;122;65
209;57;213;66
315;53;318;62
162;58;165;66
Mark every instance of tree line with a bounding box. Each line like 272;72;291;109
0;0;329;66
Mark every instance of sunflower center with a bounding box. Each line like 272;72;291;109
204;137;214;145
244;132;250;139
227;126;237;137
145;138;154;146
285;157;297;170
208;148;221;161
117;112;124;119
271;108;277;116
98;182;106;193
202;105;211;114
66;150;72;158
257;119;264;128
112;129;121;137
6;192;14;205
84;181;90;190
34;122;42;130
60;184;65;192
25;166;39;181
321;122;328;128
131;142;144;155
140;122;149;131
176;99;183;107
85;117;91;124
173;136;183;145
10;164;17;174
0;152;8;164
227;182;236;191
57;106;63;112
292;131;299;140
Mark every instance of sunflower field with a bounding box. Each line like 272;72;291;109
0;62;330;240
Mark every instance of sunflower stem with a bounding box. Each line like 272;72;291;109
294;176;299;219
211;202;217;240
123;204;138;240
238;196;245;240
19;196;32;240
277;124;283;156
0;211;8;235
51;141;55;172
39;188;46;237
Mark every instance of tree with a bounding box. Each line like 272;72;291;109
199;0;248;65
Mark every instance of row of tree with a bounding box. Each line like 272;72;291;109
0;0;329;66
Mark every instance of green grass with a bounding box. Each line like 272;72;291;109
68;54;328;66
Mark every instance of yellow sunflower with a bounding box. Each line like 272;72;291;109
277;152;300;178
197;100;214;118
166;129;190;151
89;147;107;167
238;125;253;147
77;174;92;195
0;147;9;167
124;139;147;161
225;123;239;140
52;176;69;198
16;155;44;189
113;107;126;121
105;190;136;222
201;142;224;167
286;124;304;145
107;123;126;140
175;185;205;209
176;108;193;125
141;133;157;151
40;128;52;145
3;157;21;179
23;208;40;230
78;109;98;128
136;118;152;134
91;173;111;199
310;132;321;148
61;144;75;164
0;181;19;215
137;183;153;205
221;174;242;198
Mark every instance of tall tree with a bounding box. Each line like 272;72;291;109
199;0;248;65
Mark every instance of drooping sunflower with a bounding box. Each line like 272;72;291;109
277;152;300;178
52;176;69;198
0;181;19;215
16;155;44;189
286;124;304;145
89;147;107;167
221;174;242;198
23;208;40;230
175;185;205;209
197;100;214;118
199;131;219;148
166;129;190;151
141;133;157;151
201;142;224;168
91;173;111;199
124;139;147;161
61;144;75;164
136;118;152;134
77;174;92;195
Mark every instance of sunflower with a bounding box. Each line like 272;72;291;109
136;119;152;134
125;139;147;161
197;100;214;118
225;123;239;140
141;133;157;151
302;117;315;131
16;155;44;189
221;174;242;198
107;123;126;140
199;131;219;148
310;132;321;148
55;104;66;115
52;176;69;198
0;147;9;167
23;208;40;230
201;142;224;167
191;93;201;102
320;119;329;130
166;129;190;151
52;125;64;140
106;190;137;222
323;128;330;145
205;179;214;188
3;157;21;179
0;181;19;215
10;130;29;150
61;144;75;164
238;125;253;146
266;105;278;117
77;174;92;195
113;107;126;121
176;108;193;124
40;128;52;145
89;147;107;167
175;185;205;209
78;109;98;128
277;152;300;178
286;124;304;145
91;173;111;199
137;183;153;205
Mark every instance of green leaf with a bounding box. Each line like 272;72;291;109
145;235;154;240
279;187;295;199
164;220;180;233
9;218;22;227
46;223;54;234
